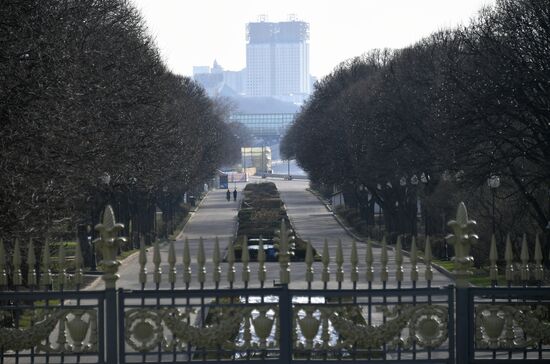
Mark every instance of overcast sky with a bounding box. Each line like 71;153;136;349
130;0;495;79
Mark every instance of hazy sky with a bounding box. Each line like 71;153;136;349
130;0;495;79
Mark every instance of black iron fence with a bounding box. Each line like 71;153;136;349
0;203;549;363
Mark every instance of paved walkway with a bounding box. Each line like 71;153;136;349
94;177;451;291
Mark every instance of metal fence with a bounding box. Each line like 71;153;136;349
0;203;549;363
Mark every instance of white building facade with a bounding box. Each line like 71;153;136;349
246;19;311;103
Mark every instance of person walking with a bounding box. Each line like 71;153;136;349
226;189;231;202
233;188;237;201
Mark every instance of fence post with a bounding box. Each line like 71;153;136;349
446;202;477;364
455;286;469;364
95;205;127;364
278;283;293;363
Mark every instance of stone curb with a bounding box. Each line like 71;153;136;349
306;188;455;281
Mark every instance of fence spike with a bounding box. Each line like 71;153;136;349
278;220;290;284
504;234;514;282
322;239;330;284
73;239;84;286
305;240;314;284
182;238;191;285
350;240;358;284
366;239;374;283
197;238;206;285
336;240;344;283
534;234;543;282
395;236;403;283
168;239;176;285
520;234;530;282
41;241;52;287
242;237;250;285
258;237;266;284
489;235;498;282
424;236;433;282
0;240;6;286
94;205;126;289
381;237;388;283
410;237;418;282
227;238;235;285
12;239;22;286
26;239;37;287
153;239;162;285
139;239;147;285
213;237;221;284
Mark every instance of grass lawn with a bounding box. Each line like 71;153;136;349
432;258;508;286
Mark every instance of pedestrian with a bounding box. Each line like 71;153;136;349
233;188;237;201
226;189;231;202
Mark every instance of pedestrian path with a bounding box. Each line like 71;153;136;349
270;177;451;288
93;185;243;290
97;177;451;291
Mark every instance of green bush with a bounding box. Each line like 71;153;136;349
232;182;316;261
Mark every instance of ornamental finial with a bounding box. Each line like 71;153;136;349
446;202;478;287
94;205;126;289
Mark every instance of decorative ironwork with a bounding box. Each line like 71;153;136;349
446;202;478;287
94;205;126;289
1;202;550;363
164;306;252;349
476;304;550;349
125;308;166;352
330;304;448;350
0;309;98;353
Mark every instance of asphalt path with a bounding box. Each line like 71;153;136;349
92;176;451;291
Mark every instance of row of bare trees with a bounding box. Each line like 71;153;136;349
282;0;550;262
0;0;240;256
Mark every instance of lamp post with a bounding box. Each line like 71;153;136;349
410;175;419;238
420;173;429;238
358;184;365;222
287;159;291;180
375;184;382;232
487;175;501;234
243;147;247;181
399;177;407;240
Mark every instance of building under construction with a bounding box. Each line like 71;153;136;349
246;17;311;103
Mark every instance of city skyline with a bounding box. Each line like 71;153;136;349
129;0;495;79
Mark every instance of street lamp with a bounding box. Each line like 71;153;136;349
487;175;501;234
410;175;419;238
399;177;411;241
420;173;430;238
287;159;291;180
242;147;247;181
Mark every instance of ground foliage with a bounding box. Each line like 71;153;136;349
282;0;550;262
234;182;314;261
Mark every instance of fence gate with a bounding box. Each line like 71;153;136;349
118;285;454;363
1;203;549;363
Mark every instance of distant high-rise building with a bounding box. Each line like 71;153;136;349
246;17;311;103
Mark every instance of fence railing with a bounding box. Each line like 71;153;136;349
0;203;549;363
